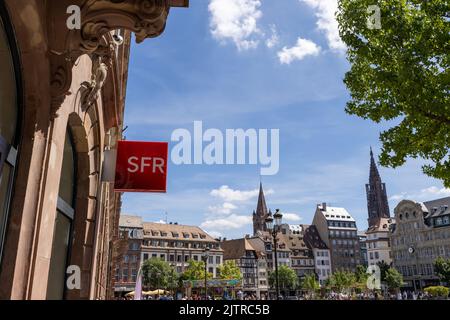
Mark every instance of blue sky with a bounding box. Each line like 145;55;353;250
120;0;450;239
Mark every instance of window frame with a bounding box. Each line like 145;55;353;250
0;2;23;266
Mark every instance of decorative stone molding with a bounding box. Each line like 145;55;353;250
48;0;188;117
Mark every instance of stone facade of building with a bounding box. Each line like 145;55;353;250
366;217;393;267
141;222;223;278
390;197;450;290
312;203;360;272
0;0;188;300
113;215;143;295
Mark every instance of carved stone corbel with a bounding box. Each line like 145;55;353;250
48;0;188;118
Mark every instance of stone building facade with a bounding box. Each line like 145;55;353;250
390;197;450;290
312;203;360;272
366;217;393;267
113;215;143;295
0;0;188;300
141;222;223;278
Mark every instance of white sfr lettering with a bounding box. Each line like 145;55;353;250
127;156;165;174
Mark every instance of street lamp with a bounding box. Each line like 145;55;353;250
202;247;210;300
265;209;283;300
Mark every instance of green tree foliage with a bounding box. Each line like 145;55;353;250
327;270;356;293
337;0;450;186
385;268;404;291
355;265;369;285
377;261;391;282
141;258;176;290
301;273;320;298
424;286;449;298
181;260;213;281
269;265;298;291
434;256;450;284
217;260;242;280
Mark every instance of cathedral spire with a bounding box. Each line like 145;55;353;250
366;148;390;228
369;147;381;182
253;182;269;235
256;182;268;217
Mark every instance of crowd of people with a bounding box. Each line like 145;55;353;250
115;289;447;300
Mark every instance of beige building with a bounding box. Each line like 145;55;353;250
141;222;223;278
278;231;315;282
366;217;394;267
0;0;188;300
114;215;143;296
391;197;450;290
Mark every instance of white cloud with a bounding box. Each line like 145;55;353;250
389;186;450;202
210;185;274;202
265;24;279;48
277;38;321;64
300;0;346;52
209;0;263;51
154;220;167;224
200;214;253;230
282;213;303;222
204;230;223;239
208;202;237;215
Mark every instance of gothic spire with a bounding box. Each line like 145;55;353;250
366;148;390;227
369;146;381;183
256;182;268;217
253;182;269;235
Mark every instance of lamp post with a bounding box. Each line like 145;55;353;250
202;247;210;300
265;209;283;300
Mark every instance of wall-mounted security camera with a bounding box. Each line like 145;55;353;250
112;34;124;46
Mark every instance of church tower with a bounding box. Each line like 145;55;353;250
366;148;390;227
253;183;270;235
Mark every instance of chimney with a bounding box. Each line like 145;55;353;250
322;203;327;211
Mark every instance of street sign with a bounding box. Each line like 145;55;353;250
114;141;168;193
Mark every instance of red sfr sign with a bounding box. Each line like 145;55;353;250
114;141;168;193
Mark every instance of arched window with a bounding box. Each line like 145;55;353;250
0;6;21;264
47;129;77;300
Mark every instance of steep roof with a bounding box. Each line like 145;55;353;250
303;225;328;250
423;197;450;218
221;238;259;260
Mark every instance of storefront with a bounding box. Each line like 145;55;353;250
0;0;188;300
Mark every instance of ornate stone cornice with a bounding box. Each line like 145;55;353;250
48;0;188;117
